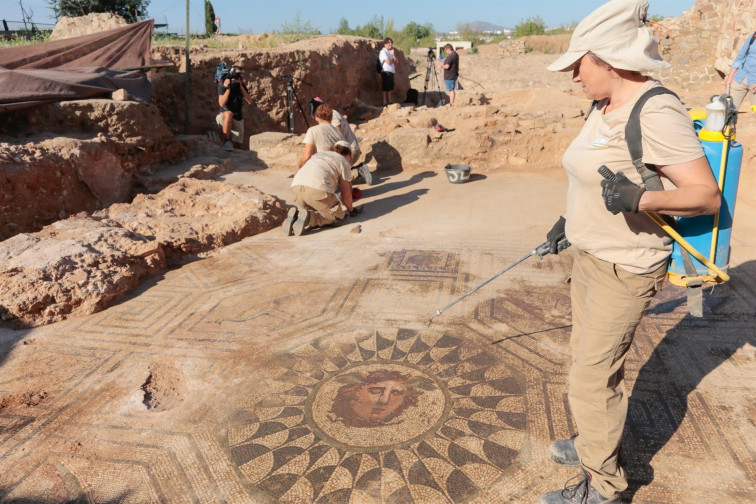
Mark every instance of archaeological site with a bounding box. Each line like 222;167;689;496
0;0;754;502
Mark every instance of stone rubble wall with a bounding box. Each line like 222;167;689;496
0;100;186;240
497;39;525;56
151;36;411;140
50;13;128;40
656;0;756;89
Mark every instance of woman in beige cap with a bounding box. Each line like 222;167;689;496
537;1;720;503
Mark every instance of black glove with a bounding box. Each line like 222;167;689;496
599;165;645;214
545;216;566;255
349;206;363;217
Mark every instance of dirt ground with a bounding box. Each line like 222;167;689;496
0;50;754;504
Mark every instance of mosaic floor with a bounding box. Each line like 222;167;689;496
0;236;754;503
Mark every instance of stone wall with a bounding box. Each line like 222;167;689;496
50;13;128;40
151;36;411;139
497;39;525;56
656;0;756;89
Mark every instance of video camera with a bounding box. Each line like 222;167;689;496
228;66;243;80
427;47;436;59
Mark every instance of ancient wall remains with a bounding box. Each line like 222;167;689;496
151;36;411;140
656;0;756;89
497;39;525;56
50;13;128;40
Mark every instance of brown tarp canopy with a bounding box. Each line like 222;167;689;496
0;20;154;112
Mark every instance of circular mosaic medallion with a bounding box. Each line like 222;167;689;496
306;362;451;452
225;327;528;504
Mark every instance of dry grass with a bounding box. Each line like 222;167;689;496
521;34;571;54
152;32;305;50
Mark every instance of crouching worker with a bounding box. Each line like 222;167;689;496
309;97;373;185
217;65;252;151
284;141;361;236
297;103;344;170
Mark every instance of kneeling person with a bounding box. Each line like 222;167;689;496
216;65;252;150
284;141;357;236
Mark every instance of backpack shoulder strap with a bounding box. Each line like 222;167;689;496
625;86;679;191
585;99;600;121
745;32;756;57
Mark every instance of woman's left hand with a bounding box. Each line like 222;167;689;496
599;166;645;214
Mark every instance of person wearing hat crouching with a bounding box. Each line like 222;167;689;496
284;140;360;236
309;97;373;185
296;103;345;170
537;1;720;503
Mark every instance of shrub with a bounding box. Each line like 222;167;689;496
514;16;546;38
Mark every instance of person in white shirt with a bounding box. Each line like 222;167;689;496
379;37;396;106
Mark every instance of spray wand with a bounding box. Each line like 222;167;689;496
426;238;570;326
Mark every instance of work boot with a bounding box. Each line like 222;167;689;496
292;209;310;236
357;162;373;186
282;207;297;236
549;435;580;467
223;140;233;151
537;470;619;504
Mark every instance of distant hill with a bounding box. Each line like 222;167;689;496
465;21;508;32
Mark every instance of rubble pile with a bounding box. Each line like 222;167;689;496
0;179;285;327
0;100;186;240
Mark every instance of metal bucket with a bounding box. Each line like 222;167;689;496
444;163;471;184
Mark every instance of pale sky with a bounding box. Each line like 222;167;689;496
2;0;696;35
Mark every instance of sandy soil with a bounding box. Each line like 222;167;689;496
0;50;754;503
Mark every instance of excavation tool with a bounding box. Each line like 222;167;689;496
426;238;570;326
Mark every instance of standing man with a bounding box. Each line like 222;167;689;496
217;65;252;151
442;43;459;106
724;31;756;112
379;37;396;106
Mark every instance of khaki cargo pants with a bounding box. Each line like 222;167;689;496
569;250;667;498
730;78;756;111
291;185;345;228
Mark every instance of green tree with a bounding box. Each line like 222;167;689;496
403;21;433;42
456;22;485;47
204;0;215;36
279;9;321;35
47;0;150;23
513;16;546;37
334;17;353;35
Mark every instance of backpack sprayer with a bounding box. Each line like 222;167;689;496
602;87;742;317
429;88;743;324
426;238;570;326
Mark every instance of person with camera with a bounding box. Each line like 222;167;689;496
379;37;396;106
283;141;359;236
217;65;252;151
442;43;459;106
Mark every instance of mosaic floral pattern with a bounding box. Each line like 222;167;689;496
226;327;528;503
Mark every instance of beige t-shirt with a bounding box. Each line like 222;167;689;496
563;80;704;274
302;123;344;153
291;151;352;193
332;110;361;159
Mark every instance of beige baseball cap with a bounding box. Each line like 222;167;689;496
547;0;669;73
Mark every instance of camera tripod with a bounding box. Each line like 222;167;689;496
281;74;311;133
421;48;443;106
